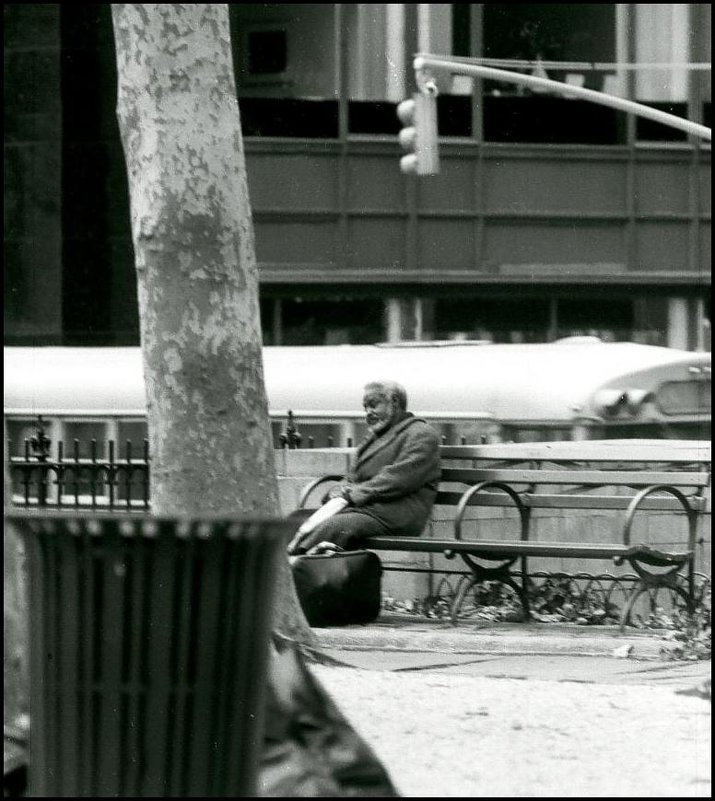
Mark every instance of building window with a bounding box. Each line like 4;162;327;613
452;4;471;58
433;297;551;344
261;296;384;346
556;298;633;342
633;4;692;142
231;6;340;137
430;294;663;346
239;23;291;87
247;28;288;76
482;3;622;144
483;4;616;79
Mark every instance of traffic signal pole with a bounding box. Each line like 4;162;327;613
413;54;712;143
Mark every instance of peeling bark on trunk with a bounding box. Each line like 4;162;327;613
111;4;311;642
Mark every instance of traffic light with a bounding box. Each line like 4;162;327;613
396;91;440;175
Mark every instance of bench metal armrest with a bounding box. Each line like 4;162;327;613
298;474;346;508
622;484;698;551
454;481;529;542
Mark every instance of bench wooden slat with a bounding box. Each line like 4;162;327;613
366;537;691;561
521;493;705;512
440;467;710;487
440;444;712;463
434;491;704;512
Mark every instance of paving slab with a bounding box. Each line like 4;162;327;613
417;654;711;690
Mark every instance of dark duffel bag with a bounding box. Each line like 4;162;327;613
290;547;382;627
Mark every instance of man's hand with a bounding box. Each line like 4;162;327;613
325;483;353;503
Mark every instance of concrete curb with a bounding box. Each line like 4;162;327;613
312;617;676;661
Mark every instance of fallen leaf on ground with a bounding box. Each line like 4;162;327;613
612;643;633;659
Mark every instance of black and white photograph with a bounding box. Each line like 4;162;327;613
4;4;711;797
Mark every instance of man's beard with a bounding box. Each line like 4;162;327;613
367;418;390;435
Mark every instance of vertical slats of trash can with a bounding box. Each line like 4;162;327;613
48;523;64;792
211;529;242;795
12;512;288;798
186;524;225;797
226;525;261;794
167;529;195;795
57;526;81;793
123;524;146;796
225;522;274;796
26;526;47;794
98;519;125;795
140;519;176;796
79;524;98;796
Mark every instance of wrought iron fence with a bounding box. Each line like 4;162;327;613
6;415;490;510
8;417;150;511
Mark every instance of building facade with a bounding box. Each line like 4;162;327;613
4;4;711;349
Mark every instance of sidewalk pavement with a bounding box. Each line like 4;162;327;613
309;613;711;692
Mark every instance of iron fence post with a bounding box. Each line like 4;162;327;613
278;410;302;449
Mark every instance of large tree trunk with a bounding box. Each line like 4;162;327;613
111;3;312;643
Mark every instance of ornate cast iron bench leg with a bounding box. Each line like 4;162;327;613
451;481;530;625
615;549;693;631
620;484;698;632
448;555;530;625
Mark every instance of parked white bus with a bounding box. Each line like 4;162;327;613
4;338;711;454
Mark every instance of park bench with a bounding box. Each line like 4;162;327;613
297;441;711;630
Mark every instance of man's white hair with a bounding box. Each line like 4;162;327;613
363;380;408;411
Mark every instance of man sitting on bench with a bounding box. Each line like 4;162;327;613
289;380;441;554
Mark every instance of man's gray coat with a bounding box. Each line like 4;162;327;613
346;414;441;537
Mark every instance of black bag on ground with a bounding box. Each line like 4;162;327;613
291;549;382;627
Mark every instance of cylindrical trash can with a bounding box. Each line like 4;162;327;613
6;511;294;798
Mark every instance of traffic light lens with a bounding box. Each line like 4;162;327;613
396;98;416;125
400;154;419;174
398;127;417;151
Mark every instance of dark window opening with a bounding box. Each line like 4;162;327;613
484;95;624;144
501;426;573;444
349;101;402;135
636;102;689;142
262;297;384;346
348;95;472;137
240;98;338;138
557;298;633;341
437;95;472;137
247;29;288;75
452;5;471;58
434;298;551;343
601;422;711;440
